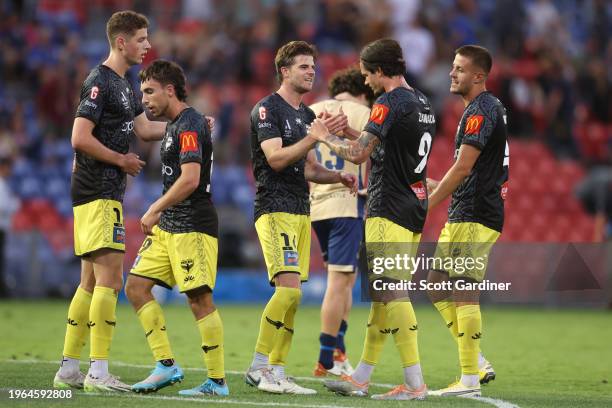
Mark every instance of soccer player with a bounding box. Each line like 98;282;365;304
124;60;228;397
426;45;508;397
309;67;373;377
309;38;436;400
53;11;170;392
245;41;357;395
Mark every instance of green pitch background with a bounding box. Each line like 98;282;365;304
1;301;610;407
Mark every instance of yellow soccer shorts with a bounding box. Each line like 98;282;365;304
73;199;125;257
129;226;218;293
365;217;421;282
433;222;501;282
255;212;311;284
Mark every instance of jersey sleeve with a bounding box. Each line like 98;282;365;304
75;71;108;125
364;94;394;141
461;98;499;150
252;100;282;143
176;115;206;165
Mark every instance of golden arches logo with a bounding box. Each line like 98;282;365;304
464;115;483;134
180;131;198;153
370;104;389;125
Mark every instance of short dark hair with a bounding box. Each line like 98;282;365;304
139;60;188;102
455;45;492;75
274;41;318;83
328;67;375;105
360;38;405;77
106;10;149;48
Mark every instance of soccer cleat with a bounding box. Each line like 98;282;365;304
83;373;131;392
313;362;343;377
132;362;184;393
53;369;85;389
479;361;496;384
324;374;368;397
371;384;427;400
178;378;229;397
251;368;282;394
277;377;317;395
333;349;354;375
429;380;481;397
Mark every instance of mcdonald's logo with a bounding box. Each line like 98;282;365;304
370;104;389;125
180;131;199;153
464;115;483;135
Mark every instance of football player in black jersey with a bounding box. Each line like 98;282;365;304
122;59;228;397
245;41;357;395
426;45;508;397
310;38;434;401
54;11;172;393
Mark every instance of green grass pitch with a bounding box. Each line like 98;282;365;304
0;301;610;407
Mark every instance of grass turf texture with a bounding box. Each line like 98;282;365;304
0;301;610;407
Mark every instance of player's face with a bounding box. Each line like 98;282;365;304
120;28;151;66
283;55;315;94
449;54;482;96
359;61;384;94
141;79;170;118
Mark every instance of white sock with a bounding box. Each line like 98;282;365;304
270;364;285;379
403;363;424;389
351;361;375;384
250;352;268;371
461;374;479;387
88;359;109;378
478;352;487;369
59;357;80;374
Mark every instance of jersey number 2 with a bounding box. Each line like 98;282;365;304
414;132;432;174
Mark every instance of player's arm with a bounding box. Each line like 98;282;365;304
71;117;145;176
134;112;167;141
140;162;200;235
304;150;357;192
261;135;317;172
427;144;481;210
309;118;378;164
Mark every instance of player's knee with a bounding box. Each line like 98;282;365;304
124;277;145;304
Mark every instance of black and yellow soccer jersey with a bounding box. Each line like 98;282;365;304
449;91;508;232
250;93;316;221
72;65;144;205
364;87;436;233
158;107;218;237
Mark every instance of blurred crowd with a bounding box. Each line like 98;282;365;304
0;0;610;273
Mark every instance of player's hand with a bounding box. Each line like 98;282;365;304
205;116;215;132
140;207;161;236
426;178;439;193
120;153;146;177
308;118;329;142
322;108;348;135
339;171;358;195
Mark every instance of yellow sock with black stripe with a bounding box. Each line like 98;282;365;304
197;309;225;379
269;289;301;371
89;286;117;361
385;301;420;367
136;300;173;361
254;287;301;355
360;302;387;365
434;298;459;339
456;304;481;376
62;287;92;359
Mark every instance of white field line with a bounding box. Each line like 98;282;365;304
2;359;519;408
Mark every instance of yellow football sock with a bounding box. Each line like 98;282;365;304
386;301;420;367
434;298;459;340
360;302;387;365
269;289;301;366
197;309;225;379
89;286;117;360
456;304;481;375
255;287;301;355
62;287;92;359
136;300;173;361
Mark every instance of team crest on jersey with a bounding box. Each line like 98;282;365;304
164;134;173;150
370;104;389;125
464;115;483;135
284;250;299;266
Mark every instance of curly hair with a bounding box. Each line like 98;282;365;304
138;60;188;102
328;67;375;106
